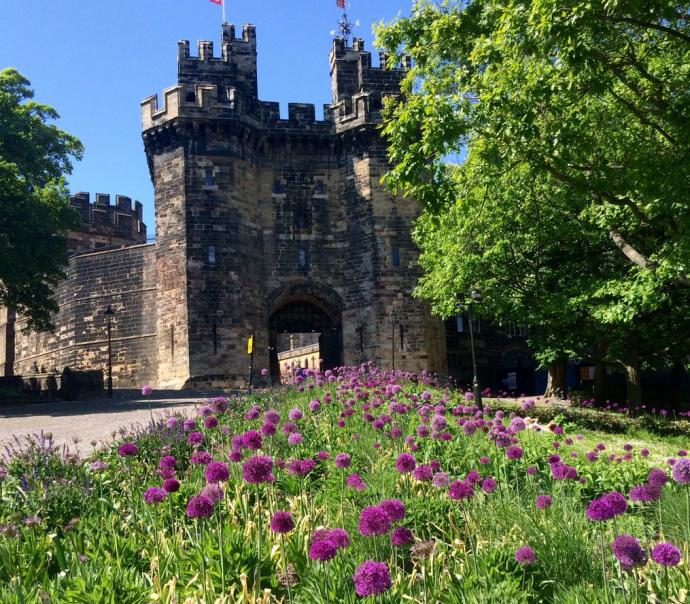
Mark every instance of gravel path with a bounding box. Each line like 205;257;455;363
0;390;228;453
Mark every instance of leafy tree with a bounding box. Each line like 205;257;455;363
376;0;690;402
0;68;83;330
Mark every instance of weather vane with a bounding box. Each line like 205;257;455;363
331;0;359;44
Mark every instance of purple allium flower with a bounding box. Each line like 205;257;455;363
282;421;298;435
261;422;276;436
287;432;304;446
586;492;628;521
264;409;280;424
186;495;214;518
163;478;180;493
391;526;415;547
329;528;351;549
432;472;450;488
242;455;275;484
648;468;668;487
466;470;481;484
640;448;650;458
630;484;662;503
166;416;179;429
448;480;474;501
526;466;537;476
550;462;578;480
317;450;330;460
651;542;682;566
672;458;690;484
200;483;224;504
242;430;263;450
245;405;261;420
479;456;490;465
379;499;405;522
309;539;338;561
270;511;295;534
548;454;561;464
229;448;243;463
143;487;167;505
118;443;139;457
288;408;304;421
90;460;108;472
191;450;213;465
536;494;552;509
506;446;524;461
396;453;416;473
183;418;197;431
515;546;536;565
203;415;218;429
353;560;392;597
187;431;205;445
159;456;177;471
413;464;434;482
481;476;498;493
335;453;351;468
611;534;647;567
346;472;367;491
205;461;230;483
359;506;392;536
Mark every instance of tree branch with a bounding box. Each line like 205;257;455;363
602;15;690;44
609;228;690;286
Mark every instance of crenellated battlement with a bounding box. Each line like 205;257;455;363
68;192;147;251
142;24;407;136
329;37;409;130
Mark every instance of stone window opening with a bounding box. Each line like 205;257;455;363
315;180;327;195
391;244;401;268
205;168;215;187
298;247;309;269
273;180;283;194
208;245;217;265
186;90;196;103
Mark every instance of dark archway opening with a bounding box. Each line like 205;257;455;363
268;299;342;384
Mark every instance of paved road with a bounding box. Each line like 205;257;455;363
0;390;228;454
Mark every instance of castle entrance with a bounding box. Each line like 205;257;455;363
268;294;342;384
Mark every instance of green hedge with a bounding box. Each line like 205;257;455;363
486;398;690;438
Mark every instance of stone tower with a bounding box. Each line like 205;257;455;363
142;24;447;389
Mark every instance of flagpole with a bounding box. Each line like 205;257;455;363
222;0;226;24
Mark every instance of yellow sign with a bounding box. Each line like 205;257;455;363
247;336;253;354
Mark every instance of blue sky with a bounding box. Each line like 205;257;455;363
0;0;413;235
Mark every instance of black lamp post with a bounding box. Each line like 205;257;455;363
389;307;399;371
467;289;483;410
104;305;115;399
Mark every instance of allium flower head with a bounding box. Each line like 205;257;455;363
329;528;351;549
481;476;498;493
186;495;214;518
413;464;434;482
648;468;668;487
118;443;139;457
90;460;108;472
391;526;414;547
432;472;450;488
242;430;263;450
200;483;224;504
335;453;351;468
287;432;304;446
506;445;524;460
379;499;405;522
309;539;337;561
395;453;416;473
270;511;295;534
163;478;180;493
672;458;690;484
141;385;154;396
159;456;177;471
187;431;204;445
205;461;230;483
651;542;682;566
550;461;578;480
347;472;367;491
353;560;392;597
448;480;474;501
630;484;662;503
586;492;628;521
143;487;167;505
359;505;392;536
288;407;304;421
611;534;647;567
515;546;536;565
242;455;275;484
535;495;552;509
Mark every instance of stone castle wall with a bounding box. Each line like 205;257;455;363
11;244;157;388
143;25;447;388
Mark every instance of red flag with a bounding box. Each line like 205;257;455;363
209;0;222;4
337;0;345;8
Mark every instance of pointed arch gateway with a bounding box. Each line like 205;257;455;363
267;282;343;383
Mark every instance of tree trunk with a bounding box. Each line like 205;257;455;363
622;358;642;408
544;359;567;399
593;361;607;403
